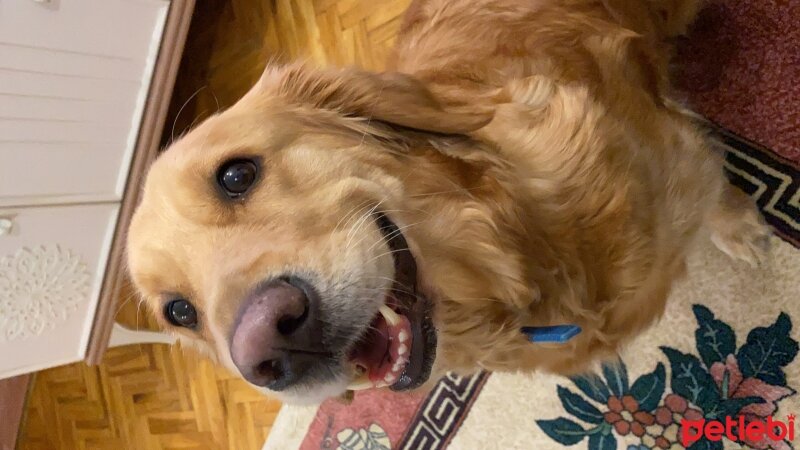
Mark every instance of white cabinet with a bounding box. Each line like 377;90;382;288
0;0;192;380
0;0;169;207
0;204;118;378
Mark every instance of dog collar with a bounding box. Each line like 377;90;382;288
521;325;582;344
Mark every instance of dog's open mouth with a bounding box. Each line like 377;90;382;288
346;212;437;392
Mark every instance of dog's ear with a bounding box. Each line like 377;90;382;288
260;63;493;135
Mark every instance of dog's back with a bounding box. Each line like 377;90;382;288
391;0;700;96
382;0;767;373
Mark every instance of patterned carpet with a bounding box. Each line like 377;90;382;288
264;1;800;449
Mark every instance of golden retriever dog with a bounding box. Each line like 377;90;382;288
127;0;769;403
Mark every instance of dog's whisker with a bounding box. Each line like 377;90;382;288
360;247;416;267
135;297;146;333
113;290;141;319
352;80;386;151
170;85;207;143
359;275;404;284
345;202;380;243
333;199;375;235
210;88;221;114
344;202;383;250
353;285;417;298
348;220;424;258
185;109;210;133
365;220;425;253
409;184;488;198
351;277;418;294
346;209;416;248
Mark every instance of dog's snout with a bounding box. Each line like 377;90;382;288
230;277;322;390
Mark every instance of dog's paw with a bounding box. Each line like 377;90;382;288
710;207;772;268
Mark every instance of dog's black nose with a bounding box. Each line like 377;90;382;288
229;277;323;390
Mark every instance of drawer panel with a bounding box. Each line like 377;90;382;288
0;0;167;60
0;203;118;379
0;0;170;207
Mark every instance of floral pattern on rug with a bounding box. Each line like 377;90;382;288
537;305;799;450
336;424;391;450
299;371;490;450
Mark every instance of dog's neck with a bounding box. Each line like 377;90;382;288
388;141;596;338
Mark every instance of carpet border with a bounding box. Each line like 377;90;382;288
714;127;800;248
397;371;491;450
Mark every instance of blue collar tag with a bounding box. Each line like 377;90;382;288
521;325;582;344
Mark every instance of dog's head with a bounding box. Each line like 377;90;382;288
127;64;497;403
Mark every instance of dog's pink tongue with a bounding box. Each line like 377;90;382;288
350;312;412;384
350;316;391;382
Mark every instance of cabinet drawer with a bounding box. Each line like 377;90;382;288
0;203;119;379
0;1;169;58
0;0;170;207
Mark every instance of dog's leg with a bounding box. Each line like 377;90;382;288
708;184;772;267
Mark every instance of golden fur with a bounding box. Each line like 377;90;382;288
127;0;769;402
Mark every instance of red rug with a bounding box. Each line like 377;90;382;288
287;2;800;448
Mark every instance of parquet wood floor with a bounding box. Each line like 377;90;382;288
18;0;410;448
19;282;281;450
165;0;411;143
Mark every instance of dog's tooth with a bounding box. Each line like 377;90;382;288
379;305;401;326
384;373;395;383
347;374;374;391
398;331;408;343
347;382;373;391
392;362;402;372
398;344;408;355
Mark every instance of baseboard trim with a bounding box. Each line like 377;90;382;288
0;374;31;450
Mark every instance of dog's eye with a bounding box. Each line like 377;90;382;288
164;299;198;328
217;159;258;198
